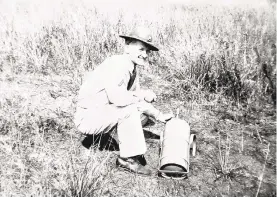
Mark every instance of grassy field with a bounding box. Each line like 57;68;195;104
0;0;276;196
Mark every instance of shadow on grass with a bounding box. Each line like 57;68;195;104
143;129;160;140
81;133;119;151
81;129;160;151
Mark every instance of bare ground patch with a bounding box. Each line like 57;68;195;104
0;72;275;196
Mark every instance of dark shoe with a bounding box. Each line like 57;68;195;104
116;156;152;176
136;155;147;166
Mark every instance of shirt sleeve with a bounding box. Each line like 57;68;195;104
105;86;140;107
137;101;160;119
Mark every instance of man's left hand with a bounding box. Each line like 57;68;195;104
157;112;174;123
143;90;157;103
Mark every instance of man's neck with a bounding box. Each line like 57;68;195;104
123;53;136;68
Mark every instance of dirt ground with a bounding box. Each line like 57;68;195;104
0;70;276;197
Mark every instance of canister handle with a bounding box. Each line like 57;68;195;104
189;134;196;156
176;108;180;118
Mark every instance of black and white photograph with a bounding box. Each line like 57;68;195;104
0;0;276;196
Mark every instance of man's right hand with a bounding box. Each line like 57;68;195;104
157;112;174;123
143;90;157;103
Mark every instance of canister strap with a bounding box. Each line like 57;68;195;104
158;157;190;173
159;170;188;180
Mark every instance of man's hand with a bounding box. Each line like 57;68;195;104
143;90;157;103
157;112;174;123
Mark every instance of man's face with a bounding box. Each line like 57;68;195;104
126;40;150;66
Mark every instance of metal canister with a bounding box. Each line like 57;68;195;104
159;118;196;179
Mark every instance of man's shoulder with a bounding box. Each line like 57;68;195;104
106;54;132;64
103;54;134;72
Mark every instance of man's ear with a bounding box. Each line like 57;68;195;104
124;44;131;54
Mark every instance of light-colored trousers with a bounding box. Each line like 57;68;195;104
75;101;156;158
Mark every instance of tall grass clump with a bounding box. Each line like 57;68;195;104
154;5;276;107
0;0;275;107
0;80;111;196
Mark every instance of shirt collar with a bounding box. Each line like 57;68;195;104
122;54;136;74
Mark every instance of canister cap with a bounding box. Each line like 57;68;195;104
159;164;188;179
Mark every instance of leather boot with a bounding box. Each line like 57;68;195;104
116;156;152;176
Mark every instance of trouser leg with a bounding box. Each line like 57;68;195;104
83;113;151;151
140;113;149;127
76;101;157;157
117;104;147;158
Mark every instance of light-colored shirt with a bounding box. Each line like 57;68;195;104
76;54;141;109
74;54;161;133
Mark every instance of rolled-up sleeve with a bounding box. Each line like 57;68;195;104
105;86;140;107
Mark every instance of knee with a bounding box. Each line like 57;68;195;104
140;113;149;126
125;104;139;113
119;104;140;119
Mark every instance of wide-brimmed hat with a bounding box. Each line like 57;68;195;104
119;27;159;51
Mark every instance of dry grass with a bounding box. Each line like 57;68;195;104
0;0;276;196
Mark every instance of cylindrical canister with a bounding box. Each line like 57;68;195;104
159;118;194;178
